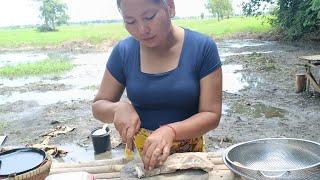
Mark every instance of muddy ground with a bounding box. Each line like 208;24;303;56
0;38;319;161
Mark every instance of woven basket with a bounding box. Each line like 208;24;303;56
6;154;52;180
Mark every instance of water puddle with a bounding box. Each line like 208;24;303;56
217;39;270;49
217;40;273;58
228;102;286;119
0;52;110;105
220;51;274;58
54;144;124;163
222;64;248;93
0;89;95;105
0;52;48;68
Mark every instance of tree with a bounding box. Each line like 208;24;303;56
206;0;233;21
37;0;69;32
242;0;320;40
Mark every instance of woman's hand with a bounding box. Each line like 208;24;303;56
142;125;175;171
114;102;141;151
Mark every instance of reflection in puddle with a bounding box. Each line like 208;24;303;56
228;102;286;119
222;104;229;115
0;89;95;105
217;39;271;49
0;52;48;68
54;144;124;163
223;64;248;93
220;51;273;58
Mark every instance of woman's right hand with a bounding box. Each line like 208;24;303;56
114;102;141;150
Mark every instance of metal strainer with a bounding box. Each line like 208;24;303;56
223;138;320;179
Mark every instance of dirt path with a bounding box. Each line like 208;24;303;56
1;39;319;160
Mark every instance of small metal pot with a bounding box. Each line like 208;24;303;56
223;138;320;179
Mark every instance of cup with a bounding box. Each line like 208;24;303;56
91;126;111;154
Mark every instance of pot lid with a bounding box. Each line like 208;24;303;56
0;148;46;177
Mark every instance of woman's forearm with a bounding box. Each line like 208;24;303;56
168;112;220;140
92;100;124;123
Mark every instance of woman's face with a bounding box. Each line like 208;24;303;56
120;0;173;48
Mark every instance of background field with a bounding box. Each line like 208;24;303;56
0;17;271;48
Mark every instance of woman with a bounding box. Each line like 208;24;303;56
92;0;222;171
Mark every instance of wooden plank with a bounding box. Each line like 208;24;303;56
306;62;320;68
299;55;320;61
306;73;320;92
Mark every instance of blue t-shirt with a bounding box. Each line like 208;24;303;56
107;28;221;130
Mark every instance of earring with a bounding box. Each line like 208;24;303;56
170;12;174;18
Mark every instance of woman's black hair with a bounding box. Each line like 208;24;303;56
116;0;168;11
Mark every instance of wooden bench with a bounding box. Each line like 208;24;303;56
298;55;320;92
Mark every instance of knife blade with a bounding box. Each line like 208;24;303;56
0;135;7;146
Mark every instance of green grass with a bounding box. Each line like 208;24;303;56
0;17;272;48
0;23;128;48
0;59;75;77
174;16;272;37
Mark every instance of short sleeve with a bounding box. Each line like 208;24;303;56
106;45;126;86
199;38;221;79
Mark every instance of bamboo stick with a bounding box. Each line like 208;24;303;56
215;164;229;170
52;158;127;169
210;158;224;165
50;165;124;174
94;172;120;179
209;170;235;180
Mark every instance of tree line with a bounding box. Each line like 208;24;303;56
242;0;320;40
36;0;320;40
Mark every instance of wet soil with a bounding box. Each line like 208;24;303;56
206;41;320;151
0;39;319;161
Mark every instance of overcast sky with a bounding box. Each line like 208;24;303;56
0;0;247;27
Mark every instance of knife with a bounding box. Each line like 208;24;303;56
0;135;7;146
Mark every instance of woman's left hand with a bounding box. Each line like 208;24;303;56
142;126;175;171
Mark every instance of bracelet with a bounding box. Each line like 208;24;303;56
162;124;177;139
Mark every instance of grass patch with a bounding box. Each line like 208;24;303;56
0;59;75;77
82;85;99;90
0;17;272;49
245;53;276;71
174;16;272;37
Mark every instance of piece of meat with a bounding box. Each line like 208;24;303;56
135;152;218;178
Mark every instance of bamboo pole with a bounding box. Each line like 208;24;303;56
215;164;229;170
52;158;127;168
209;170;235;180
94;172;120;179
50;165;124;175
210;158;224;165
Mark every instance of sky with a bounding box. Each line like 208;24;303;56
0;0;247;27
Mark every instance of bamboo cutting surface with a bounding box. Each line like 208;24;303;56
50;153;238;180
